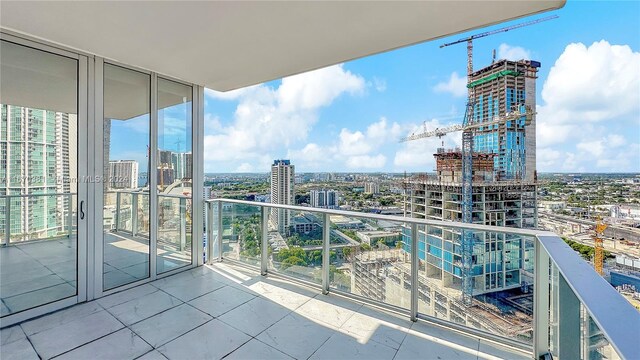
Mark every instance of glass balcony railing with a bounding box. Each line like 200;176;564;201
205;198;640;360
1;193;76;245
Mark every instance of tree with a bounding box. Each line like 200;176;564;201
281;256;306;269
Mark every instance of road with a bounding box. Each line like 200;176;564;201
540;212;640;242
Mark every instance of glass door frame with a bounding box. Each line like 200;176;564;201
0;30;205;309
0;31;89;326
92;58;205;299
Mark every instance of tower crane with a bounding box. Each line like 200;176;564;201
402;15;556;305
594;217;608;275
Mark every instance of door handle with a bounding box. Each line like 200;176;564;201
80;200;85;220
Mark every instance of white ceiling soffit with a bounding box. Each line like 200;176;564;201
0;1;565;92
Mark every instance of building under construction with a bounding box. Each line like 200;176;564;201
401;59;539;295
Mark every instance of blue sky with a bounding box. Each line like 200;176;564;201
203;1;640;174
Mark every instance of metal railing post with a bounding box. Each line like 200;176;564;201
179;197;186;252
206;201;214;264
533;237;551;359
322;213;331;295
410;223;418;322
217;201;223;261
261;206;269;276
115;192;121;231
67;194;73;238
131;193;138;237
4;197;10;246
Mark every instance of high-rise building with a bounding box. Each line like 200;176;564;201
0;105;77;241
310;189;338;209
270;159;294;234
108;160;139;189
397;59;539;296
171;152;192;181
364;182;379;194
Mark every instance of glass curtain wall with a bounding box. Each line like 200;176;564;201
156;78;193;273
0;40;79;316
102;64;151;290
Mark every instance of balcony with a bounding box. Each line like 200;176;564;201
1;261;532;360
2;198;639;359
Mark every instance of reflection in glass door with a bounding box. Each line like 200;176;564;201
157;78;193;273
102;64;151;290
0;39;80;316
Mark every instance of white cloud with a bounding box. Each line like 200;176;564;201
203;64;365;171
236;163;253;172
433;72;467;97
536;40;640;172
372;77;387;92
345;154;386;169
497;43;531;61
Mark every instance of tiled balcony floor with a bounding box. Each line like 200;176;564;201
0;233;191;316
0;262;529;360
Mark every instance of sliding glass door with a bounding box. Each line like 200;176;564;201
102;64;151;290
99;66;195;293
0;37;87;319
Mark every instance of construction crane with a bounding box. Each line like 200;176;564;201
402;15;556;306
594;217;608;275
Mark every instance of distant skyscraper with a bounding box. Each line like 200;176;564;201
1;104;77;241
270;159;294;234
310;189;338;209
109;160;139;189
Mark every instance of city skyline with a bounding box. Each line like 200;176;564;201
202;1;639;174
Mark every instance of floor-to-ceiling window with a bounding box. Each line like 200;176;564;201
156;78;193;273
102;64;151;290
0;39;79;316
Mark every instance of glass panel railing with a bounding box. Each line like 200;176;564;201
220;202;262;267
103;191;150;290
268;208;323;284
157;194;192;273
205;199;640;359
417;228;535;344
328;216;411;311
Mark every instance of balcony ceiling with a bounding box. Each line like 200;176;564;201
0;1;564;91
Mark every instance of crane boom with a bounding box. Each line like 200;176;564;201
400;108;534;143
440;15;558;48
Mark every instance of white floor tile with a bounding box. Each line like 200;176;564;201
108;291;182;326
21;301;103;336
256;313;336;360
0;337;39;360
131;304;211;347
136;350;168;360
97;284;158;309
188;285;255;317
308;332;398;360
54;328;152;360
158;319;250;360
0;325;26;345
225;339;293;360
218;297;291;337
296;296;361;329
339;306;411;350
243;280;315;310
29;310;124;359
155;276;225;302
394;326;479;360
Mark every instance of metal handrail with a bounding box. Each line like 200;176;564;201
0;192;77;198
206;197;640;359
205;198;548;237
